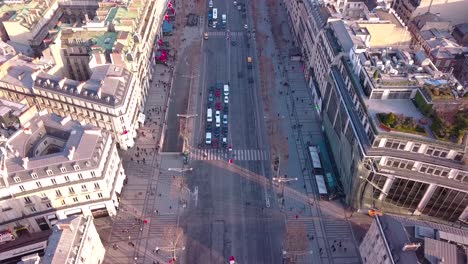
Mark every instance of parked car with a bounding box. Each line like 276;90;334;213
208;92;214;102
216;102;222;110
223;114;228;124
224;95;229;104
215;89;221;97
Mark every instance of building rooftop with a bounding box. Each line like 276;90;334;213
330;20;354;53
454;23;468;35
0;111;108;185
0;54;133;106
362;48;445;89
42;215;91;264
0;0;51;29
377;215;468;264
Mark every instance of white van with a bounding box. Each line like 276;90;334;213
206;132;212;144
223;84;229;96
207;108;213;122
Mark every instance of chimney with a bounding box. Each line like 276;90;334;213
31;69;41;81
77;82;86;93
57;223;73;231
67;146;75;160
22;157;29;169
59;77;67;89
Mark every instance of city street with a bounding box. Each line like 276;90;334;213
179;0;284;263
97;0;365;263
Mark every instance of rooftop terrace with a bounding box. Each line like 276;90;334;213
0;0;54;30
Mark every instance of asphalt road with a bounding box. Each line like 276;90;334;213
179;0;284;263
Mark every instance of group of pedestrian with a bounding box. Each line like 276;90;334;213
331;240;347;253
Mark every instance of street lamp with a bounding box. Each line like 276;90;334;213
273;177;298;208
177;114;198;118
168;168;193;172
273;177;298;183
282;250;313;256
154;245;185;260
359;176;388;196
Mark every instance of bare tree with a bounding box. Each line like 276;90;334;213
283;221;309;263
161;226;185;260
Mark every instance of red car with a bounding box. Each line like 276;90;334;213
216;102;222;110
212;138;219;148
215;89;221;97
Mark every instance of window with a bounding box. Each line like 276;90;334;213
51;178;57;185
30;206;37;212
98;193;103;198
41;193;47;198
81;184;87;191
68;187;75;194
46;203;52;208
91;171;96;177
440;152;447;158
94;183;100;189
74;164;80;171
46;169;53;176
440;171;449;177
24;196;32;203
36;181;42;187
78;173;83;180
426;147;434;155
19;185;25;191
420;166;427;173
56;190;62;197
411;144;421;153
73;197;78;203
64;176;70;182
13;176;21;183
60;167;67;173
85;194;91;200
61;200;66;205
31;172;38;179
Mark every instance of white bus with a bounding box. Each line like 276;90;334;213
308;146;322;171
213;8;218;20
315;175;328;199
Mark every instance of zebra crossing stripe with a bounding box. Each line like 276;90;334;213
189;149;268;161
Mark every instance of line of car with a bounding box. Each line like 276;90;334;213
205;82;230;148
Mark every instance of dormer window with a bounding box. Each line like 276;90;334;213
30;172;38;179
46;169;53;176
60;167;67;173
13;176;21;183
73;164;80;171
85;161;91;167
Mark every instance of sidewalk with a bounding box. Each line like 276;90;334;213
100;1;204;263
252;0;362;263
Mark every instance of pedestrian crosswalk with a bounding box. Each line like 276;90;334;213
109;217;143;243
207;31;244;37
322;217;354;239
189;148;269;161
148;214;178;236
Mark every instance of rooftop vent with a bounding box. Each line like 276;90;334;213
22;157;29;169
67;146;75;160
402;242;421;251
